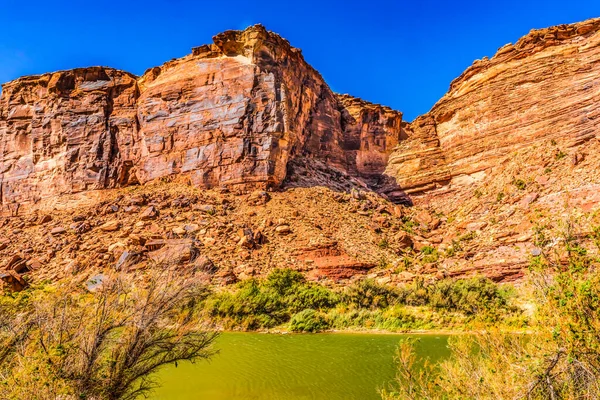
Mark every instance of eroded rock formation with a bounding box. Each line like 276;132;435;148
0;25;402;211
3;17;600;285
0;68;139;208
386;17;600;191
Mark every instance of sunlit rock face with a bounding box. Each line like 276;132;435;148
337;94;402;180
135;26;347;191
4;17;600;211
386;17;600;191
0;25;402;208
0;67;139;206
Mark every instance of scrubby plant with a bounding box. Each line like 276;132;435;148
555;149;567;160
0;271;217;400
513;178;527;190
289;309;330;333
205;270;521;332
206;269;339;329
342;279;400;310
419;246;439;263
383;220;600;400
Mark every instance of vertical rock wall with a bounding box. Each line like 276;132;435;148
0;25;402;209
386;17;600;191
0;68;138;207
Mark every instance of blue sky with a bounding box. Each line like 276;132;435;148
1;0;599;120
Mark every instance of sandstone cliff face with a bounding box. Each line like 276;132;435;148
337;94;402;180
386;17;600;192
0;25;402;210
0;68;138;209
135;26;347;190
4;18;600;286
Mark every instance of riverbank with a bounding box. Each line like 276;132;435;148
200;268;529;334
213;324;534;336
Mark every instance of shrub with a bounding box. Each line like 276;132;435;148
289;309;330;333
265;268;305;296
384;221;600;400
287;284;339;313
207;269;338;329
427;277;508;316
207;279;287;329
419;246;439;263
378;238;390;249
0;271;217;400
343;279;399;310
513;178;527;190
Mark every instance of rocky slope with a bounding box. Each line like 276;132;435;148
2;18;600;290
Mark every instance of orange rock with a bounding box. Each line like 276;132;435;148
1;25;404;211
386;17;600;193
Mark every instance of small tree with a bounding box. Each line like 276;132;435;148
0;270;217;400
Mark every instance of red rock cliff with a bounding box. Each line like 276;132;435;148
0;25;402;210
0;68;139;207
386;17;600;191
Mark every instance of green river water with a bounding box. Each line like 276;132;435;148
150;332;449;400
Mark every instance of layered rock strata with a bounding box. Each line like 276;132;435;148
0;25;402;211
3;17;600;210
0;68;139;207
386;17;600;191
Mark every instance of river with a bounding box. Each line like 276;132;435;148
150;332;449;400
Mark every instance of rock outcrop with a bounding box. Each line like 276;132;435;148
3;17;600;285
337;94;403;181
0;25;402;211
0;68;139;208
386;17;600;192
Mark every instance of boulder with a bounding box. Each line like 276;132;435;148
148;239;199;265
100;221;121;232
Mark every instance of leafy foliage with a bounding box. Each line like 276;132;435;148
383;220;600;399
205;269;520;332
289;309;330;333
0;271;217;400
206;269;338;330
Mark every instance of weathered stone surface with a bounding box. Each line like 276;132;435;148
4;18;600;286
386;17;600;192
337;94;402;180
0;25;403;211
0;68;139;208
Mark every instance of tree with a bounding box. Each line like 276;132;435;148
0;269;218;400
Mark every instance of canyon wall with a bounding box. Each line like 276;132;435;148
386;17;600;191
0;25;402;210
3;18;600;209
0;68;139;207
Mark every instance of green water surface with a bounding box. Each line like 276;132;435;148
150;332;449;400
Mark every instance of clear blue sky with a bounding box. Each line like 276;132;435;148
1;0;599;121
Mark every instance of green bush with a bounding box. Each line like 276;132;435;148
513;178;527;190
287;284;339;313
265;268;305;295
207;279;288;329
204;270;519;330
426;277;508;315
289;309;330;333
207;269;339;329
342;279;399;309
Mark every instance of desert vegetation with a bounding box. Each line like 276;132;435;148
204;268;524;333
383;221;600;399
0;270;217;400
